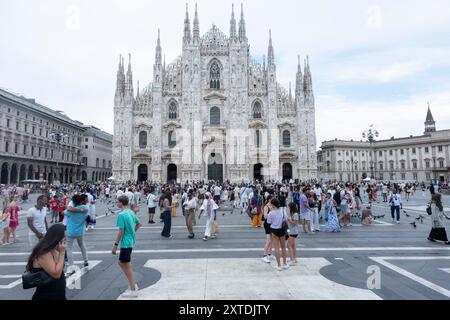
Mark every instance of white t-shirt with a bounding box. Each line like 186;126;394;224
27;207;47;235
125;191;134;203
116;190;124;199
214;186;221;196
390;194;402;206
147;193;157;208
313;187;323;201
105;187;110;195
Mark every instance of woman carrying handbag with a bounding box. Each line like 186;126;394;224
24;224;67;300
427;193;450;245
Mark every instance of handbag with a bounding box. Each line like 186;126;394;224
212;221;219;234
251;207;258;215
22;270;55;290
281;212;288;234
426;205;432;216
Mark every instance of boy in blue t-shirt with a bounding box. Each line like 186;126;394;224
112;195;141;298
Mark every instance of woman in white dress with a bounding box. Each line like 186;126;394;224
199;193;219;241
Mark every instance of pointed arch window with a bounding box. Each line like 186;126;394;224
139;131;147;148
253;101;262;119
210;61;221;89
282;130;291;147
210;107;220;126
168;131;176;148
168;101;177;119
255;130;261;148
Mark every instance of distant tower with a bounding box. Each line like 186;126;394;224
424;103;436;133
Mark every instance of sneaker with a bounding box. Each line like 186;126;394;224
275;265;282;271
150;221;155;224
348;223;353;227
262;256;270;263
396;221;400;224
84;262;89;267
188;234;195;239
121;289;139;298
282;264;289;270
203;236;208;241
211;234;217;239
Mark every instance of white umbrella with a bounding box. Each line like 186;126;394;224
107;176;116;181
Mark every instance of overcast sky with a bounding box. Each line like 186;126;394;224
1;0;450;146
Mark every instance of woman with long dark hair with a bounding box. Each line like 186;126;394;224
26;224;67;300
428;193;449;245
267;198;288;271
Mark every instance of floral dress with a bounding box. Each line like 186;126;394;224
324;199;340;232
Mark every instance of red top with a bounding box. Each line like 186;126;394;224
49;199;59;211
9;206;19;222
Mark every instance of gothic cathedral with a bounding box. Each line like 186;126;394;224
113;4;317;183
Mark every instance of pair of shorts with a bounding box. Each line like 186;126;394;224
148;207;156;214
119;248;133;263
264;221;271;235
286;234;298;240
271;228;286;237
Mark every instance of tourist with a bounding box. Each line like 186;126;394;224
27;195;48;248
171;190;178;217
286;202;299;265
25;224;67;300
261;195;273;263
146;190;157;224
427;193;449;245
309;192;320;232
49;195;59;224
324;192;340;233
161;190;172;238
8;198;20;243
382;183;388;202
361;204;374;225
112;195;141;298
299;187;312;234
65;194;89;269
233;185;240;208
389;189;402;224
267;198;288;271
183;191;197;239
200;193;218;241
250;191;263;228
1;207;10;245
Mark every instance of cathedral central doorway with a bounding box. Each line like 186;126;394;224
253;163;263;181
167;164;177;183
282;163;293;181
138;164;148;182
208;153;223;182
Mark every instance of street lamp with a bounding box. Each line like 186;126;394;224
49;131;68;184
362;126;379;180
346;156;358;182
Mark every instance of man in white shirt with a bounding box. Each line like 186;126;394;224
183;192;197;239
125;188;134;204
116;188;124;200
147;191;157;224
27;195;48;247
382;184;388;202
389;189;402;224
105;186;111;198
213;185;222;204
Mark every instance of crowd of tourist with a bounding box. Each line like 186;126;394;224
0;178;448;299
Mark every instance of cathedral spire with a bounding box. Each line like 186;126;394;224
238;3;247;42
115;54;125;103
303;55;314;107
230;4;237;42
125;53;134;99
183;3;191;45
193;3;200;44
155;29;162;67
263;54;266;71
295;54;303;100
267;29;275;69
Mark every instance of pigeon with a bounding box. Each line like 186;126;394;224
410;221;417;228
403;210;411;217
415;217;421;221
373;214;385;220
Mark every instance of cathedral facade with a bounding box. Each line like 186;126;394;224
113;4;317;183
